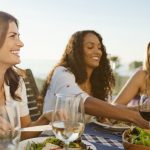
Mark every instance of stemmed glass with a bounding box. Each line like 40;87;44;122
0;101;20;150
51;94;85;150
139;95;150;121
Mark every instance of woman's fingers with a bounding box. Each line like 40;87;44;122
43;111;53;122
0;128;5;136
0;116;12;136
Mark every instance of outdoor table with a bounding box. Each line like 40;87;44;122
82;122;124;150
41;122;124;150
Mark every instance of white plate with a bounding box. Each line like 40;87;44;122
19;137;96;150
92;118;130;132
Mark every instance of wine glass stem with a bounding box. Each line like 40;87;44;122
64;142;69;150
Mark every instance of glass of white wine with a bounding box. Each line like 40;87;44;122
52;94;85;150
0;101;20;150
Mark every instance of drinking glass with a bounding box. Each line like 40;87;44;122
139;95;150;121
0;101;20;150
52;94;85;150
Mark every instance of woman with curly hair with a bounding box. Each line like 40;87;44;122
42;30;149;128
113;42;150;107
43;30;115;100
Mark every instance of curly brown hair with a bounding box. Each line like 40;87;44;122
43;30;115;100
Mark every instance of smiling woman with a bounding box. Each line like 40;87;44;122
42;30;115;102
83;33;102;70
0;11;55;142
42;30;150;129
0;21;24;65
42;30;115;123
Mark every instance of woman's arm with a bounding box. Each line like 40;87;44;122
20;111;52;140
42;67;149;131
113;70;145;105
85;96;149;128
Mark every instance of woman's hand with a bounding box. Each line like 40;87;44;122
97;117;113;125
0;116;12;137
132;111;150;129
42;111;53;122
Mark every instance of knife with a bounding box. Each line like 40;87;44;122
20;124;52;132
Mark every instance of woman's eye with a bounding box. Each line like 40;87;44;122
86;44;93;49
87;46;93;49
9;35;15;38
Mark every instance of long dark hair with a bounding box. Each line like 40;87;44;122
0;11;21;100
43;30;115;100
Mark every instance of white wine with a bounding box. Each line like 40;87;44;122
52;121;84;143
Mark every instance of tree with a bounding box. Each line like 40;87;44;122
109;55;121;70
129;61;143;70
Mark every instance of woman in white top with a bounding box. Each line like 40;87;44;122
0;11;52;140
42;30;149;128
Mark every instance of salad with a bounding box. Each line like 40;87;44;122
125;126;150;147
25;137;92;150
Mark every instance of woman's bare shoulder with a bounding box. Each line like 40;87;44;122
133;69;146;78
132;69;147;85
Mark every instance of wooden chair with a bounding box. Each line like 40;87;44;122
20;69;42;121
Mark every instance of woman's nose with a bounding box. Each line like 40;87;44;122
17;39;24;47
95;47;102;55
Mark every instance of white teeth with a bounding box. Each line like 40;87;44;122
92;57;99;60
11;50;20;56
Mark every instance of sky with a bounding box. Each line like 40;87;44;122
1;0;150;64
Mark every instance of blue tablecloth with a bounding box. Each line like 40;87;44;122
41;122;124;150
82;122;124;150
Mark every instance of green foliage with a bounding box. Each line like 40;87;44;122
113;72;129;95
129;61;143;70
109;55;121;69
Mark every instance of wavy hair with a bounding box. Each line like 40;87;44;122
0;11;21;100
43;30;115;100
143;42;150;95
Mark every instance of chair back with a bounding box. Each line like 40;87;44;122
23;69;42;121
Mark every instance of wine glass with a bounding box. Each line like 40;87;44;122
0;101;20;150
139;95;150;121
52;94;85;150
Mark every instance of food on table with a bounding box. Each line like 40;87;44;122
97;117;131;128
124;126;150;147
111;120;131;128
24;137;92;150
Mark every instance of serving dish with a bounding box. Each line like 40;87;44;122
122;127;150;150
92;117;130;132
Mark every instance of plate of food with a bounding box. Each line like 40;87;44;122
92;117;131;132
122;126;150;150
19;136;96;150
